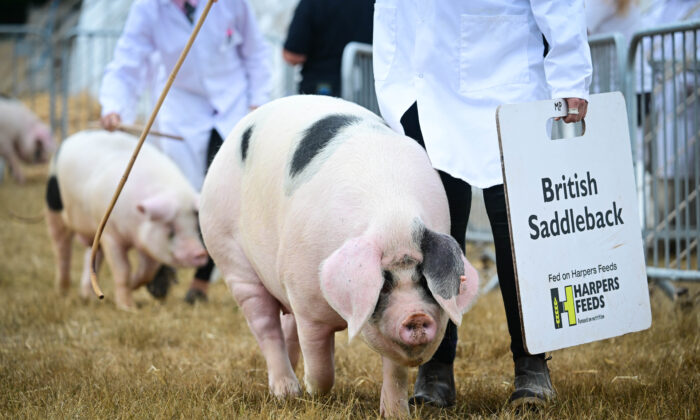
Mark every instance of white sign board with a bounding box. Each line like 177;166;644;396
496;92;651;354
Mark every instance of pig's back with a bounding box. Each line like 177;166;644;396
55;130;188;232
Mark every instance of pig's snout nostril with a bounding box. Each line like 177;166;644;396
399;313;436;346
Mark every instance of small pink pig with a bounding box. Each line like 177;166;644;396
0;97;54;183
199;95;479;417
45;130;208;309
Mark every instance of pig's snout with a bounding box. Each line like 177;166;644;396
175;242;209;267
399;313;436;347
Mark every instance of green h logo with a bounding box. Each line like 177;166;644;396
551;286;577;329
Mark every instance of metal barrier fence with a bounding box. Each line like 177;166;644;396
590;33;628;95
58;28;122;140
628;20;700;287
0;24;57;131
341;42;380;115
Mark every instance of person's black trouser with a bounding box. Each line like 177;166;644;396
400;102;543;362
193;128;224;282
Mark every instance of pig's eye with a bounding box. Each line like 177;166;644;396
381;270;393;294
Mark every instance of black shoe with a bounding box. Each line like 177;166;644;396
184;288;208;305
508;356;556;408
146;265;177;299
409;361;456;408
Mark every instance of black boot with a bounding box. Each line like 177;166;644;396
146;265;177;299
508;356;555;407
409;360;456;407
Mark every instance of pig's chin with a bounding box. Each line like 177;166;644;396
360;325;441;367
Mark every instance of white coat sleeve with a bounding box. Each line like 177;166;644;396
530;0;592;101
99;1;156;118
235;0;271;108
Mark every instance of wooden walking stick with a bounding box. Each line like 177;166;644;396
88;0;218;299
86;121;184;141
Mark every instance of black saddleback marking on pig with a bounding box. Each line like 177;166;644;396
240;125;254;161
289;114;360;177
45;175;63;211
419;227;464;300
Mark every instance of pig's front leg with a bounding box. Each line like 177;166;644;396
100;235;133;309
296;319;336;395
129;251;160;290
380;357;410;418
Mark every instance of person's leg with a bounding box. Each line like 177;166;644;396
184;129;224;304
482;184;554;406
401;103;472;407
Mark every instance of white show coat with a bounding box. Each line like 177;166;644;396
100;0;271;190
373;0;592;188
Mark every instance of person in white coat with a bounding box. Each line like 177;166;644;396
373;0;591;408
100;0;271;303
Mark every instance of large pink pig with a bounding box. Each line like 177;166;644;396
0;97;54;183
199;95;479;417
45;130;208;309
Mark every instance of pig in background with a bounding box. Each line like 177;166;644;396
0;97;54;183
199;95;479;417
45;130;208;309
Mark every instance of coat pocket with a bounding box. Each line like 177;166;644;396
459;14;530;94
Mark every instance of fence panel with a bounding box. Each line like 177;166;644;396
0;25;56;132
57;28;122;140
341;42;380;115
590;33;628;95
628;20;700;284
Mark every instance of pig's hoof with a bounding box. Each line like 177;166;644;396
115;300;137;312
379;401;410;418
146;265;176;299
184;288;208;304
270;376;301;398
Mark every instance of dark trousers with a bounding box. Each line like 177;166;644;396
400;102;542;362
194;129;224;282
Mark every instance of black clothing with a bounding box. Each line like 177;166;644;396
400;102;543;362
206;128;224;170
196;128;224;283
284;0;373;97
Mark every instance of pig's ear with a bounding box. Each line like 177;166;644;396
320;236;384;342
421;228;479;326
136;193;177;221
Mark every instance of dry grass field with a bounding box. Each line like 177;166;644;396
1;166;698;419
